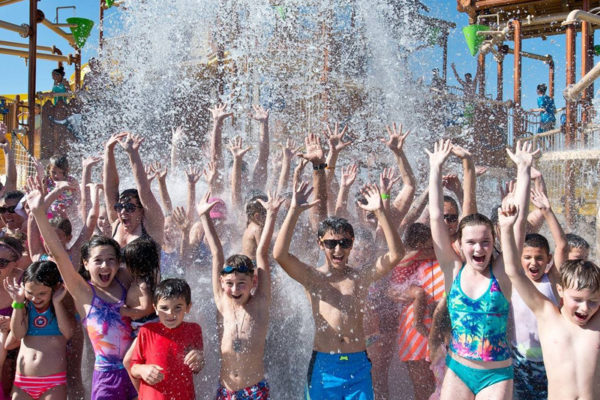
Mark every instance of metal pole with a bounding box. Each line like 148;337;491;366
75;50;81;90
549;59;555;98
478;51;486;96
99;0;104;51
565;23;577;227
497;56;503;101
0;20;29;36
582;0;592;124
0;47;72;63
442;34;448;84
27;0;36;154
513;19;522;137
0;39;54;52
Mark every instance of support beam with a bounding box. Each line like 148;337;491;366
442;34;448;84
27;0;36;153
0;40;56;53
581;0;592;124
0;20;29;37
512;19;522;137
0;47;73;63
0;0;26;7
497;56;503;101
478;52;486;96
549;59;555;98
40;19;75;48
565;24;577;228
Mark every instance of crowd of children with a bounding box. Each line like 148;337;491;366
0;94;598;400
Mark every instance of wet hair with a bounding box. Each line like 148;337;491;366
123;238;160;293
537;83;547;94
566;233;590;250
153;278;191;305
0;236;24;259
22;261;61;288
524;233;550;255
119;188;141;205
465;73;472;79
404;223;432;250
560;260;600;292
52;66;65;77
457;213;495;243
443;196;459;215
47;155;69;175
49;216;72;238
2;190;24;204
224;254;255;276
245;198;266;226
79;235;121;280
317;217;355;240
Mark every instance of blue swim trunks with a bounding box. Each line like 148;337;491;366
305;351;373;400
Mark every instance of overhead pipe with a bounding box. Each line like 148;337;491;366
0;47;73;63
40;18;75;47
0;0;25;7
506;48;552;63
564;61;600;100
0;40;55;53
0;20;29;37
522;13;570;27
563;9;600;27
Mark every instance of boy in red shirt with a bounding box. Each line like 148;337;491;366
129;279;204;399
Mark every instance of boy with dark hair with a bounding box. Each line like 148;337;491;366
273;181;404;399
129;278;204;400
501;203;600;400
565;233;590;261
200;190;284;399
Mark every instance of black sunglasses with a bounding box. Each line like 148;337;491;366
0;257;16;269
321;238;353;250
220;264;254;275
0;205;17;214
113;202;142;213
443;214;459;223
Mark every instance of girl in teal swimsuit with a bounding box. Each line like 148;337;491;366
426;139;537;400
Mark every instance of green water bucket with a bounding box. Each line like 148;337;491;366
67;17;94;49
462;24;489;56
594;45;600;56
105;0;114;7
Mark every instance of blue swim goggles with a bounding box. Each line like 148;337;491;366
220;264;254;275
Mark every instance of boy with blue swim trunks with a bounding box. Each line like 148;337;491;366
274;134;405;400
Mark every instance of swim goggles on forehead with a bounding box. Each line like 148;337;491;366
113;202;142;213
321;238;353;249
220;264;254;275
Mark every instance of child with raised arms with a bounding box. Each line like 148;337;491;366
129;278;204;400
427;139;537;400
26;177;137;400
500;202;600;400
4;261;75;400
273;179;404;398
201;189;284;399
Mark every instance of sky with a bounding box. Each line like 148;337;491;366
1;0;598;110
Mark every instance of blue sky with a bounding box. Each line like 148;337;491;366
1;0;596;110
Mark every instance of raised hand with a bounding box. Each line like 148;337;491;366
257;190;285;214
82;155;102;169
340;164;358;188
250;104;269;123
379;167;401;195
55;180;78;192
185;165;202;184
32;157;45;179
425;139;452;169
105;131;128;150
506;140;540;168
297;134;325;165
500;180;516;208
475;165;488;177
208;103;233;122
117;132;144;153
279;139;301;161
324;122;352;155
145;164;156;183
357;184;383;212
153;162;167;181
451;144;472;159
172;206;190;231
381;122;410;154
24;175;45;212
530;188;551;211
291;181;319;212
171;126;185;141
442;174;461;193
3;277;24;303
196;192;218;217
52;283;68;304
203;162;218;185
498;203;519;229
228;136;251;160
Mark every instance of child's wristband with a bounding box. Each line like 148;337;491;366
381;193;391;200
313;163;328;171
11;301;25;309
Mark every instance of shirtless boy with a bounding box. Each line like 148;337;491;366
500;203;600;400
273;181;404;399
200;190;284;399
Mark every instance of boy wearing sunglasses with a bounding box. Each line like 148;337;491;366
274;181;404;399
199;191;284;399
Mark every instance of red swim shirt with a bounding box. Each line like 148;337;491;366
130;321;203;400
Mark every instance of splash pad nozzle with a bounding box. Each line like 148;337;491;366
462;24;489;56
66;17;94;49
